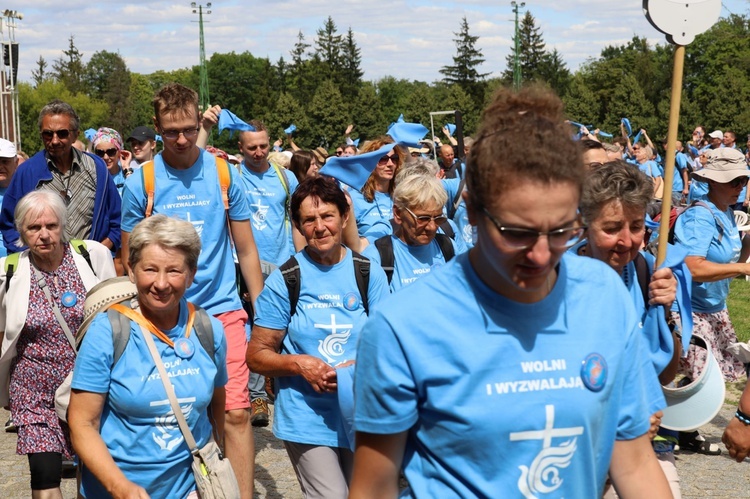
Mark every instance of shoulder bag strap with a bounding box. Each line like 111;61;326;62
31;265;76;351
140;324;201;454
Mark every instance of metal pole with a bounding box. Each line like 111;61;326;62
191;3;211;113
511;1;525;91
0;10;22;150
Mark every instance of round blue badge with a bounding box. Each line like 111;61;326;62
343;292;360;311
61;292;77;308
174;337;195;359
580;353;608;392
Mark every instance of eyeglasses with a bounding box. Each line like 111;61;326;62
94;148;118;158
336;149;343;156
404;206;447;227
378;153;398;165
160;127;200;140
481;207;585;249
41;129;73;140
728;177;749;188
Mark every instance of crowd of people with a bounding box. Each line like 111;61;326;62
1;81;750;498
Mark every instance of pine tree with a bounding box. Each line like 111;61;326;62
309;79;348;149
31;56;48;88
503;11;547;83
314;17;343;77
439;17;488;105
84;51;131;133
537;49;571;96
52;35;85;95
340;27;364;102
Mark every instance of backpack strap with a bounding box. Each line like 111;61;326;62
270;162;291;231
192;305;215;362
449;178;466;219
374;236;395;285
141;160;156;218
692;200;724;243
216;157;231;212
434;233;455;262
280;256;301;317
351;251;371;316
70;239;95;276
4;252;19;292
633;253;650;309
439;220;455;239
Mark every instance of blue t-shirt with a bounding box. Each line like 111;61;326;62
71;300;228;499
349;189;393;238
672;152;689;193
354;252;665;498
363;234;458;292
240;162;299;267
253;247;389;448
121;150;251;315
688;179;709;203
110;164;126;198
639;160;661;179
442;178;474;249
674;200;740;312
0;187;7;258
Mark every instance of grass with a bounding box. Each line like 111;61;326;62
728;278;750;344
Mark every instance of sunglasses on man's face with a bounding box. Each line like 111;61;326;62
41;129;73;140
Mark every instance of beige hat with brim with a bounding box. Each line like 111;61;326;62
691;148;749;183
76;276;138;341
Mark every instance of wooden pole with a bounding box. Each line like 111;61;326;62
656;44;686;268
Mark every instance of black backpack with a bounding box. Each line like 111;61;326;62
374;234;455;285
279;252;371;316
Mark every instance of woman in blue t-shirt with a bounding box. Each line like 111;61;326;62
349;86;672;498
248;176;388;499
68;215;229;499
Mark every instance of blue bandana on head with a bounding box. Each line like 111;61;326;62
319;143;396;191
284;124;296;135
218;109;256;138
386;122;429;148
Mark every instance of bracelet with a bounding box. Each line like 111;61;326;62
735;408;750;425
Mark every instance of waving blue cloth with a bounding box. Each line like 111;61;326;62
598;131;613;138
284;124;296;135
642;243;693;376
632;129;643;145
319;143;396;190
386;122;428;148
621;118;633;137
218;109;255;138
446;123;456;137
84;128;97;142
387;114;405;130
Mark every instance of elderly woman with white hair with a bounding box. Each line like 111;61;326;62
0;190;115;497
363;173;461;292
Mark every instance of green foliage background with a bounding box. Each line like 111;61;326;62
18;14;750;157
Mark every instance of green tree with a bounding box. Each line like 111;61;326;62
439;17;488;105
84;50;132;133
52;35;86;95
340;27;364;102
308;79;348;148
562;73;600;127
31;56;49;88
537;49;571;97
603;72;655;134
503;11;546;84
267;92;311;149
129;73;157;129
350;82;386;142
314;17;343;79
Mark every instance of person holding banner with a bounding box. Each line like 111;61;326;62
349;85;671;499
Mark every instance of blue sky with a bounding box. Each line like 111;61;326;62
3;1;748;85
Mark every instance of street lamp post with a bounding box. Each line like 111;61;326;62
191;2;211;113
0;10;22;150
511;1;525;91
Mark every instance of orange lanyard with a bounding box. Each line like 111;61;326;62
110;302;196;348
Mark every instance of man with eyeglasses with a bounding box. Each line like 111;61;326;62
120;84;264;498
0;100;121;254
199;107;305;428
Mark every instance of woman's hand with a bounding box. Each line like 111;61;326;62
296;355;337;393
111;479;151;499
648;267;676;306
648;411;662;440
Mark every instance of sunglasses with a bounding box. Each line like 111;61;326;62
729;177;749;188
378;153;398;165
94;148;118;158
41;129;73;140
336;150;344;156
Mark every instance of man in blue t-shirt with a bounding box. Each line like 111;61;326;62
120;83;263;498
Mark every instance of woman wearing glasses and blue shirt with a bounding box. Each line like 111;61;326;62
349;86;671;498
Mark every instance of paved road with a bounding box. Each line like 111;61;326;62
1;404;748;498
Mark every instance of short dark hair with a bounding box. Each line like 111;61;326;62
153;83;199;122
291;176;349;227
580;139;605;152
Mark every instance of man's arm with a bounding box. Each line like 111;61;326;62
120;231;131;273
197;105;221;149
349;431;408;499
0;167;24;252
230;219;264;305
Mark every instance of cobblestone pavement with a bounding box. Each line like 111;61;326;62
1;404;748;498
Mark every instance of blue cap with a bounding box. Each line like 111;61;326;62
621;118;632;137
319;143;396;191
284;124;297;135
387;122;429;148
218;109;255;138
